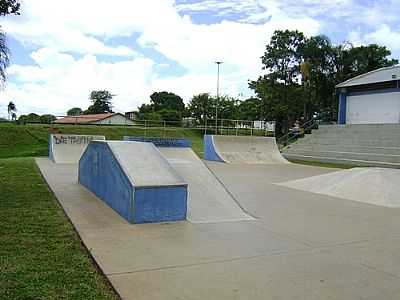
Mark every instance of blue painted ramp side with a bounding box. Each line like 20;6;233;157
79;142;134;222
134;186;187;223
79;141;187;224
203;135;224;162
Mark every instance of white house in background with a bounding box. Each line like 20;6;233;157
336;65;400;125
54;113;135;125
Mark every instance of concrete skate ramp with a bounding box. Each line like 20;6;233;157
158;147;253;223
49;134;105;163
204;135;289;164
79;141;187;223
278;167;400;207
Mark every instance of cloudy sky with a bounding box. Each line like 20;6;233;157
1;0;399;117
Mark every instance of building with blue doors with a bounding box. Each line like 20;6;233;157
336;66;400;124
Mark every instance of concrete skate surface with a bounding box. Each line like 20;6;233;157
36;158;400;300
277;167;400;207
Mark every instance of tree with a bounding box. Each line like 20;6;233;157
40;114;56;124
250;29;399;131
0;0;20;16
7;101;16;120
137;103;154;118
187;93;215;124
216;95;240;120
18;113;40;124
238;98;263;121
150;92;185;112
1;0;20;85
300;35;337;120
0;29;8;85
158;109;182;123
251;30;306;136
142;112;162;121
334;44;398;83
67;107;82;116
85;90;114;114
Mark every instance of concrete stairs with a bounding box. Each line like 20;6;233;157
282;124;400;168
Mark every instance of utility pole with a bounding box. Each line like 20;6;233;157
215;61;222;134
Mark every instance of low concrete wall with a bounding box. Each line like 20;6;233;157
49;134;105;163
79;141;187;224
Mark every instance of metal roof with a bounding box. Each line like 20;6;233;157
336;65;400;88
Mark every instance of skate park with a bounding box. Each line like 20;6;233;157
35;131;400;300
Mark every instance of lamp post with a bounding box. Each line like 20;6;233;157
215;61;223;134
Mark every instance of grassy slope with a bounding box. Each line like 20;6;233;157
0;158;119;299
0;123;205;159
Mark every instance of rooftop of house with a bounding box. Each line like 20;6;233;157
336;65;400;88
54;113;115;124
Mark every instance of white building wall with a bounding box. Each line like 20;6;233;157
346;92;400;124
95;114;135;125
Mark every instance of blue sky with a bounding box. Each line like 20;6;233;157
1;0;399;117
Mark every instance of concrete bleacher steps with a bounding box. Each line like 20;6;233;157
282;124;400;168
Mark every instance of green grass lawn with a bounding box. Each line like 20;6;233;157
0;157;119;299
0;123;205;159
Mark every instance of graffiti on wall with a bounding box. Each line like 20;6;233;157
53;135;101;145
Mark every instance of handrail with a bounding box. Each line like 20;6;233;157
277;119;317;150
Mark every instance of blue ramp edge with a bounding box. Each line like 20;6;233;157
79;141;187;224
203;135;224;162
123;136;192;148
79;142;134;222
48;134;54;161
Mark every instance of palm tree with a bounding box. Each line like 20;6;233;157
0;29;9;86
7;101;16;120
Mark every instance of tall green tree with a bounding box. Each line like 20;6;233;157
187;93;215;124
0;29;8;85
216;96;239;120
67;107;82;116
250;29;399;131
0;0;20;85
150;91;185;112
333;44;398;83
238;98;263;121
40;114;56;124
300;35;337;120
0;0;20;15
7;100;16;120
251;30;306;135
85;90;114;114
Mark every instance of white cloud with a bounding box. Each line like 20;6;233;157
1;0;323;117
1;51;156;116
364;25;400;51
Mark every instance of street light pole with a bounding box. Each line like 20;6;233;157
215;61;222;134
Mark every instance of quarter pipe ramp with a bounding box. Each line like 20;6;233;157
204;135;289;164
